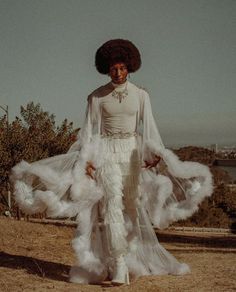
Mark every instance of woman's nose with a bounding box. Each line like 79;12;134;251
115;69;121;76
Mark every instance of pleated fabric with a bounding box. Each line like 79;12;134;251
95;135;190;279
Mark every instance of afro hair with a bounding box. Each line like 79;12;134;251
95;39;141;74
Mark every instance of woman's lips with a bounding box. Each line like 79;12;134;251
114;78;123;82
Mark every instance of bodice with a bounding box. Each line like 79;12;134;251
100;81;140;135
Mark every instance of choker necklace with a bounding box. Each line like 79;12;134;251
111;82;128;103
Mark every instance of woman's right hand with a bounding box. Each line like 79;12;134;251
85;161;96;180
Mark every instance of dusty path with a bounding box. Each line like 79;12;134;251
0;217;235;292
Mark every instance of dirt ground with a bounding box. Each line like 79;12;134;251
0;217;236;292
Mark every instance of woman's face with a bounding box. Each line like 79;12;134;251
109;62;128;84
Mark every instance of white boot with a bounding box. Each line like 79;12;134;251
111;255;130;285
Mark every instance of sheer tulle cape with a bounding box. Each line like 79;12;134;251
11;83;213;282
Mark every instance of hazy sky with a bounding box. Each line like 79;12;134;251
0;0;235;147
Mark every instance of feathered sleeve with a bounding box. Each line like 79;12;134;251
12;94;103;218
139;89;213;229
68;94;99;153
140;89;165;163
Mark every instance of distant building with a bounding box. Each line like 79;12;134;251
210;144;218;153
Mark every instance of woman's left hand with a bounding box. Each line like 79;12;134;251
142;155;161;169
86;161;96;180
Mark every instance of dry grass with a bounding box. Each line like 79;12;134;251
0;217;236;292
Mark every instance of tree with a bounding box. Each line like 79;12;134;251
0;102;79;214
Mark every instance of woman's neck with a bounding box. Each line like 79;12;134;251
111;80;128;89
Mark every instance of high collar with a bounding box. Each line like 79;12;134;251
111;80;128;90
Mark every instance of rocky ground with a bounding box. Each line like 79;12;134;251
0;217;236;292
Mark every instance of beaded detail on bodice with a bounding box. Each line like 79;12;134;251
100;81;139;135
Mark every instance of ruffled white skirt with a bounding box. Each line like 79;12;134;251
90;135;190;279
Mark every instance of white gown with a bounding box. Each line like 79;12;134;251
12;80;213;283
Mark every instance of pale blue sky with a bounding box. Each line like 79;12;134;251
0;0;235;147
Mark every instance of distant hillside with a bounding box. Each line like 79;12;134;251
172;146;236;229
173;146;215;165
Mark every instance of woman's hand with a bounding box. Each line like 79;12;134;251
85;161;96;180
142;155;161;169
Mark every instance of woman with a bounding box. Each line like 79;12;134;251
12;39;213;285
